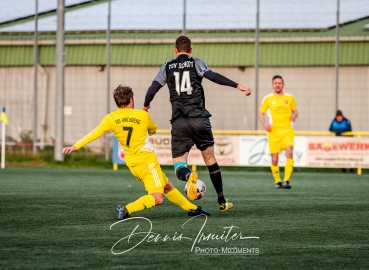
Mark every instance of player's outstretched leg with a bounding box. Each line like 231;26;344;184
206;163;233;212
164;182;210;216
165;186;197;211
117;195;156;219
116;205;130;220
188;206;211;216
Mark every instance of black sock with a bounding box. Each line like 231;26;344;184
217;196;226;205
176;167;191;182
207;163;225;203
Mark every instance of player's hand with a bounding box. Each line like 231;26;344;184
62;146;77;154
290;115;296;122
142;105;150;111
263;123;272;132
237;84;251;96
148;131;156;136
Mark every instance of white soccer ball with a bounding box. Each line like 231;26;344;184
184;179;206;200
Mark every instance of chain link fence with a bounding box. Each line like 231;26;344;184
0;0;368;157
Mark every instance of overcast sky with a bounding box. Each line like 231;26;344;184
1;0;369;31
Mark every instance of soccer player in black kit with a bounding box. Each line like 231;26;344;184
143;36;251;212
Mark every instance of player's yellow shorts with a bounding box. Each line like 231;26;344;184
268;128;295;154
128;160;168;194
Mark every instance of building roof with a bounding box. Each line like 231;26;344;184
0;0;92;24
1;0;369;32
1;0;368;67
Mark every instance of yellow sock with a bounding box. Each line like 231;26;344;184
125;195;156;215
271;165;281;183
165;188;197;211
284;158;294;182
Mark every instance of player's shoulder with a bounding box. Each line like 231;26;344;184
191;56;201;61
134;109;154;120
158;59;176;71
261;93;274;102
283;92;295;98
110;108;147;118
107;109;120;117
191;56;206;64
191;57;209;74
164;58;177;65
132;109;149;116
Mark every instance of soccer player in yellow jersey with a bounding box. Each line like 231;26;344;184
258;75;298;189
62;85;210;219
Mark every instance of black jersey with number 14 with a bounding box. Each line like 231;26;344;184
154;54;212;122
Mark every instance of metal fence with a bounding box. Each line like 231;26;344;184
0;0;368;159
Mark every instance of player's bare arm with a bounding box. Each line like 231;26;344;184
142;105;150;111
258;112;271;132
62;146;77;154
237;84;251;96
290;110;298;122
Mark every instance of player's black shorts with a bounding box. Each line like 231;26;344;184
171;117;214;158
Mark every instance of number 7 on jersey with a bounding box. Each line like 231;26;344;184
123;126;133;147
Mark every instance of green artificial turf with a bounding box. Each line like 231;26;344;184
1;168;368;269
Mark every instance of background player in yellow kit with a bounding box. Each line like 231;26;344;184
258;75;298;189
62;85;210;219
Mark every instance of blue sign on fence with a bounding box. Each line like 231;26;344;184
112;136;126;165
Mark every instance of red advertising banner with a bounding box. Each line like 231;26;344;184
306;137;369;168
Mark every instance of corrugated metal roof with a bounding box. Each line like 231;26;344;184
0;0;92;24
1;16;368;43
1;0;369;32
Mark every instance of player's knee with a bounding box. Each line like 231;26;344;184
285;146;293;158
164;181;174;194
286;151;293;159
152;193;164;205
155;197;163;205
271;157;278;166
201;146;217;165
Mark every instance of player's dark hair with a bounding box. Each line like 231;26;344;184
113;85;134;107
175;36;191;53
272;75;284;83
336;110;343;116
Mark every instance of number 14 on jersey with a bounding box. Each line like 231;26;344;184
174;71;193;95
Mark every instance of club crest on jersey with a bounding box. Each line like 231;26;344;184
285;100;289;104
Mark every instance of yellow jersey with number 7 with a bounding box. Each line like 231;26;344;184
74;108;158;166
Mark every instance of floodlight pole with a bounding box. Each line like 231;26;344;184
182;0;186;35
105;0;111;161
335;0;340;112
254;0;260;130
33;0;38;155
54;0;65;162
